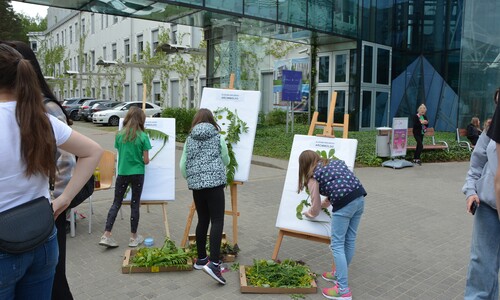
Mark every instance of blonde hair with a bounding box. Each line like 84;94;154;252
297;150;328;193
417;104;427;114
471;117;480;128
121;106;146;142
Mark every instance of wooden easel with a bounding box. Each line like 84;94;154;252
121;201;170;238
272;91;348;261
307;91;349;138
180;73;242;248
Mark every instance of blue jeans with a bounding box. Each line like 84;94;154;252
330;196;364;290
0;227;58;300
464;203;500;300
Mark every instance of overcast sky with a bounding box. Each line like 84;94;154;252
11;1;48;18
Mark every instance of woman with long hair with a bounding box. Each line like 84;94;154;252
0;43;102;298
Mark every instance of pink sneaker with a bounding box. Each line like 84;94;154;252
322;270;338;284
322;285;352;300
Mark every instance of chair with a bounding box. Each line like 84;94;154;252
70;150;116;237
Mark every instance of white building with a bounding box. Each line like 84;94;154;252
30;7;206;108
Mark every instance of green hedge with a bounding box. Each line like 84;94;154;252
161;107;197;141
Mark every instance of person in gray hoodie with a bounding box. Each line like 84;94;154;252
180;108;230;285
462;92;499;300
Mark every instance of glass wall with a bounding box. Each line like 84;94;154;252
458;0;500;127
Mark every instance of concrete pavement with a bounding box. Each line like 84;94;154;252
65;122;473;299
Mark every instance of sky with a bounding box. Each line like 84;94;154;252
11;1;48;18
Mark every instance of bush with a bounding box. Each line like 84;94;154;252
161;107;197;135
266;109;287;125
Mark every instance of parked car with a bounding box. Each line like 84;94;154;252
62;97;95;121
92;101;162;126
78;99;112;121
90;101;124;117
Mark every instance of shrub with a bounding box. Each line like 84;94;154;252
266;109;287;125
161;107;197;135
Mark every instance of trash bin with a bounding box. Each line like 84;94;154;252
376;127;392;157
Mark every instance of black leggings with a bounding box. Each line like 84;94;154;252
105;174;144;233
52;212;73;300
414;134;424;160
193;185;225;262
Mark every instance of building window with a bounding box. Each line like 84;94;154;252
103;46;107;60
91;14;95;34
105;15;108;28
100;15;104;30
61;30;65;46
113;16;118;24
124;39;130;62
81;18;86;34
171;25;178;44
124;84;130;102
188;79;195;108
83;53;88;72
90;50;95;71
153;82;161;105
56;33;59;45
152;29;159;52
137;34;144;60
112;43;117;60
75;22;78;40
30;41;37;52
69;26;73;43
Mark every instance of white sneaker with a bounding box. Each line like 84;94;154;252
99;235;119;248
129;235;144;247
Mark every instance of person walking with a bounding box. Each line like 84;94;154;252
298;150;367;300
411;104;429;165
0;43;102;299
179;108;230;285
463;90;499;300
99;106;151;248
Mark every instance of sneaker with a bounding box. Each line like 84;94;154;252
322;285;352;300
416;159;422;166
128;235;144;247
99;235;119;248
322;271;338;284
193;257;209;270
202;261;226;285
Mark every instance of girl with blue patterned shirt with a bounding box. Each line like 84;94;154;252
298;150;367;300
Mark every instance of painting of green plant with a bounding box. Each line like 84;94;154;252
213;107;249;184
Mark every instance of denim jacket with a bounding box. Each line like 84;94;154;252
462;132;498;210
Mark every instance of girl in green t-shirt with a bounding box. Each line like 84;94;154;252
99;107;152;248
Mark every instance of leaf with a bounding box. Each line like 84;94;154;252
145;128;169;161
328;148;335;159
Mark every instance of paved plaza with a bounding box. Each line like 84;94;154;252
66;123;474;299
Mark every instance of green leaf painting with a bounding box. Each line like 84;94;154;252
213;107;249;185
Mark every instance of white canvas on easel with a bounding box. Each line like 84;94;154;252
119;117;176;201
199;88;261;182
275;134;358;238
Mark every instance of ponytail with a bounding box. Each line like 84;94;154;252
15;58;56;177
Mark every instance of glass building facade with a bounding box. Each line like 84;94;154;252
27;0;500;130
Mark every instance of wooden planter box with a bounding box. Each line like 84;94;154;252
121;249;193;274
239;265;317;294
188;233;238;263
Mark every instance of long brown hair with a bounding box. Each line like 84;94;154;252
495;88;500;105
190;108;220;132
297;150;328;193
121;106;146;142
0;44;55;177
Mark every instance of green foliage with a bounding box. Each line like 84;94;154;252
130;237;191;268
214;107;249;184
250;124;471;167
144;128;169;161
0;2;27;43
266;109;288;125
245;259;315;288
161;107;197;134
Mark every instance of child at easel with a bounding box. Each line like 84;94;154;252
180;108;230;284
298;150;366;300
99;107;151;248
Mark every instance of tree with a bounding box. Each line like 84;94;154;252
0;0;25;42
17;12;47;42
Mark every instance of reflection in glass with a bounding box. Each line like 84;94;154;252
335;54;347;82
377;48;390;85
318;90;329;122
363;45;373;83
375;92;388;127
206;0;243;13
362;91;372;128
319;56;330;83
308;0;333;32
